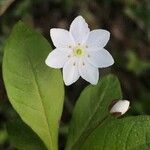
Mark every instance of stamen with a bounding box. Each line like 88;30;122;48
85;45;88;48
73;62;76;66
87;54;90;57
68;55;71;58
78;43;81;45
69;45;72;48
74;47;85;57
76;49;82;55
83;62;85;66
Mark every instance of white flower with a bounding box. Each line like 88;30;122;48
45;16;114;85
109;100;130;116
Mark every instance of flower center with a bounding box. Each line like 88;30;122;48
74;48;84;57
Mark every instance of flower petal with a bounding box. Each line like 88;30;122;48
63;58;80;86
110;100;130;115
86;29;110;48
70;16;90;44
45;48;72;68
50;28;74;48
86;48;114;68
78;58;99;85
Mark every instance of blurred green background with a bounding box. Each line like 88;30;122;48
0;0;150;149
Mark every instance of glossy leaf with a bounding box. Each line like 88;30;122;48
66;74;122;150
81;116;150;150
3;22;64;150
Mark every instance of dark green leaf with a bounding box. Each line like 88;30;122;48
7;116;47;150
81;116;150;150
66;74;122;150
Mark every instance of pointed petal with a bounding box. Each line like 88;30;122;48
78;58;99;85
63;58;80;86
86;48;114;68
70;16;90;44
45;48;72;68
50;28;74;48
86;29;110;48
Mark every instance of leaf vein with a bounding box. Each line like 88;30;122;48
27;55;54;150
124;122;135;150
72;77;111;149
14;99;40;112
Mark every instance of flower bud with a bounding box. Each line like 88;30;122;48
109;100;130;117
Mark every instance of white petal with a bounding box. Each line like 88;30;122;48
86;29;110;48
45;48;72;68
86;48;114;68
70;16;90;44
50;28;74;48
63;58;80;86
110;100;130;115
78;58;99;85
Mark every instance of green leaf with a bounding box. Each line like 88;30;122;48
7;116;47;150
3;22;64;150
66;74;122;150
81;116;150;150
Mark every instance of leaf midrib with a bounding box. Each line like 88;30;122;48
27;55;54;150
70;77;111;150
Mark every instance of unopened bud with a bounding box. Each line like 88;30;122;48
109;100;130;117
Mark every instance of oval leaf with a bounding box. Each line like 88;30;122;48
3;22;64;150
81;116;150;150
66;74;122;150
